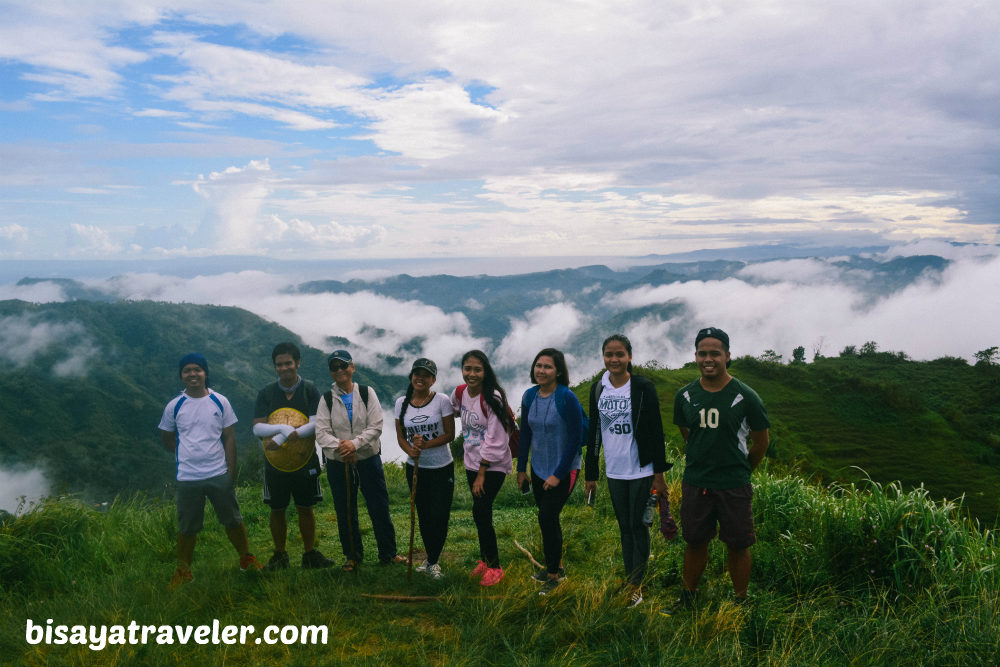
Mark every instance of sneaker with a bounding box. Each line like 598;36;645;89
415;560;430;573
301;549;334;569
659;589;697;617
532;567;566;583
479;567;504;587
469;560;488;579
167;567;193;590
264;551;290;571
240;553;263;571
342;559;358;572
426;563;444;580
626;586;643;608
538;577;560;596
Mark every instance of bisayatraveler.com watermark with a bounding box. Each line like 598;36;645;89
26;618;328;651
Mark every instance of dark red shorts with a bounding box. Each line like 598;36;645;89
680;481;756;549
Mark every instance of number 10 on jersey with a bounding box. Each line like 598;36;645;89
699;407;720;428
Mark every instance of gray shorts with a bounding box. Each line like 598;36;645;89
176;473;244;535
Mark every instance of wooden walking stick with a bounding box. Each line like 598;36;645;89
407;438;421;582
344;459;358;575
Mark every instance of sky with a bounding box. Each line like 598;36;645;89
1;0;999;260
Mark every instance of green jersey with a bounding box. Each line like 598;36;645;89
674;377;770;489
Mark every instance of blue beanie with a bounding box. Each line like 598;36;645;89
179;353;209;376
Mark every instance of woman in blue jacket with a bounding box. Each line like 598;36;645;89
517;347;583;595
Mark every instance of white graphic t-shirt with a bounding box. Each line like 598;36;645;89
598;373;652;480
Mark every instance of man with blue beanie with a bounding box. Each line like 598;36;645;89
158;353;262;589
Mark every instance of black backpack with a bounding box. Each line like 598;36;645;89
322;384;371;415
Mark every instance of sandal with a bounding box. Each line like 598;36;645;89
380;555;409;565
342;559;358;572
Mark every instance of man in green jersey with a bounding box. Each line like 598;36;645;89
671;327;770;607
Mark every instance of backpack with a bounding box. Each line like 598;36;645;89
455;384;520;458
322;384;371;416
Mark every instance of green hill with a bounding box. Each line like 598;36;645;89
574;354;1000;522
0;299;407;501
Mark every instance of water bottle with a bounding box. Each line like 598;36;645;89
641;490;658;527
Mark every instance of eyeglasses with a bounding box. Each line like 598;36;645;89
329;363;349;372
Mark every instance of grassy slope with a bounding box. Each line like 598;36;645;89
587;356;1000;521
2;452;998;667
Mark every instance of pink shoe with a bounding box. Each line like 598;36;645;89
470;560;488;579
480;567;504;587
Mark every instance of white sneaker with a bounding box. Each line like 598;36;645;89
626;587;643;608
426;563;443;579
415;559;429;573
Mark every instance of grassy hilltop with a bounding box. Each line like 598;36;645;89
599;352;1000;522
1;446;997;667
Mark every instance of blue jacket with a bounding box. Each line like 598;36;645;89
517;384;583;481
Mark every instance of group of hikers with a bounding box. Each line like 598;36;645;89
157;327;770;613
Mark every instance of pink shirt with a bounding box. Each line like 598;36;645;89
450;387;513;474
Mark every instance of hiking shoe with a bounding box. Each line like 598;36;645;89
626;586;643;608
479;567;504;587
659;589;697;616
538;577;560;596
426;563;444;580
342;559;358;572
167;567;193;590
415;559;430;573
240;553;263;571
264;551;290;571
470;560;488;579
532;567;566;583
301;549;334;569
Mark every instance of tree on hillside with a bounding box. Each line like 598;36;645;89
859;340;879;356
792;346;806;364
758;349;782;364
840;345;857;357
974;346;998;366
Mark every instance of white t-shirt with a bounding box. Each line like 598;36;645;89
159;390;238;482
394;392;455;469
598;373;653;480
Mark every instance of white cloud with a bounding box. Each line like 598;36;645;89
0;467;50;513
1;224;29;241
264;215;387;248
0;313;97;375
68;224;123;256
494;303;584;369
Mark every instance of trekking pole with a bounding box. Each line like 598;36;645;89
407;442;420;582
344;459;358;576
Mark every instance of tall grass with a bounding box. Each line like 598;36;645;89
2;460;997;666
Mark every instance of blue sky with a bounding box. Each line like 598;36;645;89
1;0;998;259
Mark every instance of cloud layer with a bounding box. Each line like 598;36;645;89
0;1;997;259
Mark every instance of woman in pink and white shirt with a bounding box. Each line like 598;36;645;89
450;349;515;586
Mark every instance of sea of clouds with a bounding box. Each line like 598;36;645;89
1;241;998;466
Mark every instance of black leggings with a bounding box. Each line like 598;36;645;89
465;469;506;568
531;470;572;574
405;461;454;565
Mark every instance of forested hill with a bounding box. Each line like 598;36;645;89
583;352;1000;521
3;297;998;522
0;299;406;500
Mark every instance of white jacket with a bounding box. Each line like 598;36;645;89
315;382;383;462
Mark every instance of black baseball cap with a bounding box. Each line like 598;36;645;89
410;358;437;377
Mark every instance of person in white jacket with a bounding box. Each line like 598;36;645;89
315;349;405;570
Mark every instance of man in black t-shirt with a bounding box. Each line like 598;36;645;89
252;342;333;570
